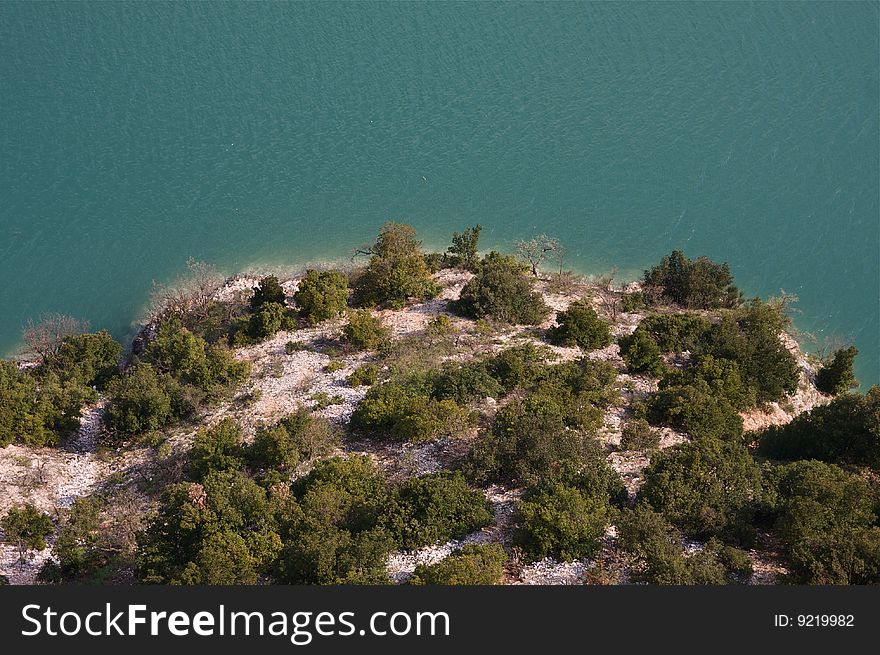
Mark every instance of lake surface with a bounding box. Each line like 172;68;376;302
1;1;877;385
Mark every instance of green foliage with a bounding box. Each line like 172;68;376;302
104;362;192;438
767;460;880;584
662;355;753;410
483;343;551;393
343;309;391;351
293;269;349;325
514;482;610;561
347;363;380;387
620;418;661;452
138;470;281;584
276;456;393;584
816;346;859;396
383;472;493;549
247;410;336;471
250;276;286;310
146;318;250;395
641;438;763;542
757;387;880;469
285;340;306;355
464;394;602;486
635;314;712;353
617;505;738;585
446;224;482;271
246;301;293;341
647;379;744;442
0;360;65;447
620;291;646;313
409;543;506;585
44;330;121;390
698;299;798;403
2;504;54;555
353;222;440;309
189;418;244;480
323;360;344;373
42;497;106;582
547;300;612;350
452;252;550;325
644;250;741;309
433;361;503;404
618;330;665;377
351;373;475;443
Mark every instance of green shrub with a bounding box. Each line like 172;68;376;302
698;299;798;404
661;355;753;410
620;292;646;313
409;543;506;585
617;505;731;585
644;250;741;309
0;360;67;447
618;330;665;377
635;314;712;353
348;364;380;387
647;379;744;442
343;310;391;351
352;222;440;309
483;343;551;392
189;418;244;479
293;269;349;325
383;472;493;549
464;394;601;486
446;224;482;271
451;253;549;325
104;363;192;438
757;387;880;469
641;438;762;542
247;410;336;471
2;504;54;557
547;300;612;350
816;346;859;396
323;360;344;373
310;392;344;411
768;459;880;584
138;470;281;584
250;276;286;310
390;398;474;443
285;340;306;355
246;302;293;340
276;456;393;584
620;418;661;452
514;482;610;561
147;318;250;394
44;330;121;390
433;361;503;404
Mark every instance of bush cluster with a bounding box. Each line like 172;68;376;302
643;250;741;309
293;269;349;325
547;300;612;351
352;222;440;309
451;252;549;325
409;543;506;585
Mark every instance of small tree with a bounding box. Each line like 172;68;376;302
343;310;390;351
447;224;482;270
816;346;859;396
514;235;562;278
353;222;440;308
2;504;54;560
250;276;286;310
547;300;612;351
22;314;88;361
293;269;349;325
618;330;665;377
452;254;549;325
149;258;224;320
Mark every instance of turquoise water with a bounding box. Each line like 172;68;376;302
1;1;877;385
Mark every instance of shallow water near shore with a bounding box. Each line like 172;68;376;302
0;1;877;385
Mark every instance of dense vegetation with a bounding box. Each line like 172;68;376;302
3;231;877;588
451;252;550;325
353;222;440;309
643;250;741;309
